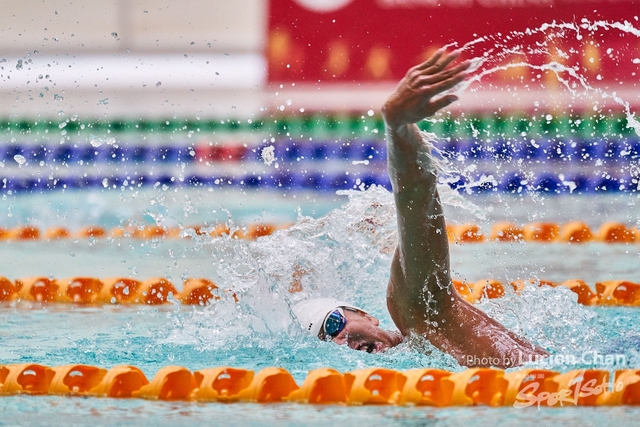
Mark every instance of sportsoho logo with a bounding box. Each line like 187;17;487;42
294;0;354;12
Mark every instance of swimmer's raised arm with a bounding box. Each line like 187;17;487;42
382;49;469;328
383;50;547;367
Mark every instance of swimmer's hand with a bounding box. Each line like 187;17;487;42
382;49;470;129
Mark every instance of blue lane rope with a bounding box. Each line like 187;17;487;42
1;137;639;194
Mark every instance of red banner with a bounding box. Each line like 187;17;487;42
267;0;639;85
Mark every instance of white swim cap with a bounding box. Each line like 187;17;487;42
292;298;362;337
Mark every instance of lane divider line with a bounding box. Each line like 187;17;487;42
1;220;638;244
1;364;639;406
0;276;639;307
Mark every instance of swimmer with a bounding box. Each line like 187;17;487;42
293;49;548;368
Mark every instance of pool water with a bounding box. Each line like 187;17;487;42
1;185;640;425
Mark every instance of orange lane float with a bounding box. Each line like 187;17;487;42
193;367;255;402
595;222;636;243
287;368;347;404
99;277;142;304
510;278;559;293
89;365;149;398
447;368;508;407
522;222;560;242
0;364;55;395
562;279;598;306
8;225;40;240
132;366;198;400
235;367;299;403
397;369;453;406
542;369;610;406
109;227;127;238
136;277;178;304
472;279;506;300
136;225;167;239
490;222;524;242
49;365;108;395
448;224;484;243
454;279;506;304
245;223;276;239
2;364;640;406
16;277;59;302
44;226;71;240
452;280;475;303
76;226;107;239
57;277;104;304
344;368;406;405
179;278;221;305
503;369;559;407
594;280;640;306
602;370;640;405
558;221;593;243
0;276;19;301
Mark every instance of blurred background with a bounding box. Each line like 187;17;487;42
0;0;638;196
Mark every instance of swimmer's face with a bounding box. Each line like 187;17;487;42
323;309;403;353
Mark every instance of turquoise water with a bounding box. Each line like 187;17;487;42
2;187;640;425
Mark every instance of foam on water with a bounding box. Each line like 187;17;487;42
158;184;639;371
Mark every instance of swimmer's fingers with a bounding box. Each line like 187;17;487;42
413;49;445;71
425;95;459;115
415;60;471;88
425;72;468;98
426;49;463;74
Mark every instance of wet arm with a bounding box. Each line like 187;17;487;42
381;50;469;327
385;122;450;303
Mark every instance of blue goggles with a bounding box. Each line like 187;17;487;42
323;308;347;338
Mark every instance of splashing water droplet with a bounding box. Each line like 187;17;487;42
261;145;275;166
89;137;116;148
13;155;26;165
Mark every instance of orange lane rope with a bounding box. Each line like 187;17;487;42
0;222;288;241
0;221;638;243
0;277;234;305
0;276;639;307
448;221;639;244
453;279;640;306
1;364;639;406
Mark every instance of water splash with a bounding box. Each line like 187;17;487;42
454;19;639;135
89;136;116;147
13;154;26;165
161;20;640;369
146;183;640;370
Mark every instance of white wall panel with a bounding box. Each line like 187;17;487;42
0;1;122;54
